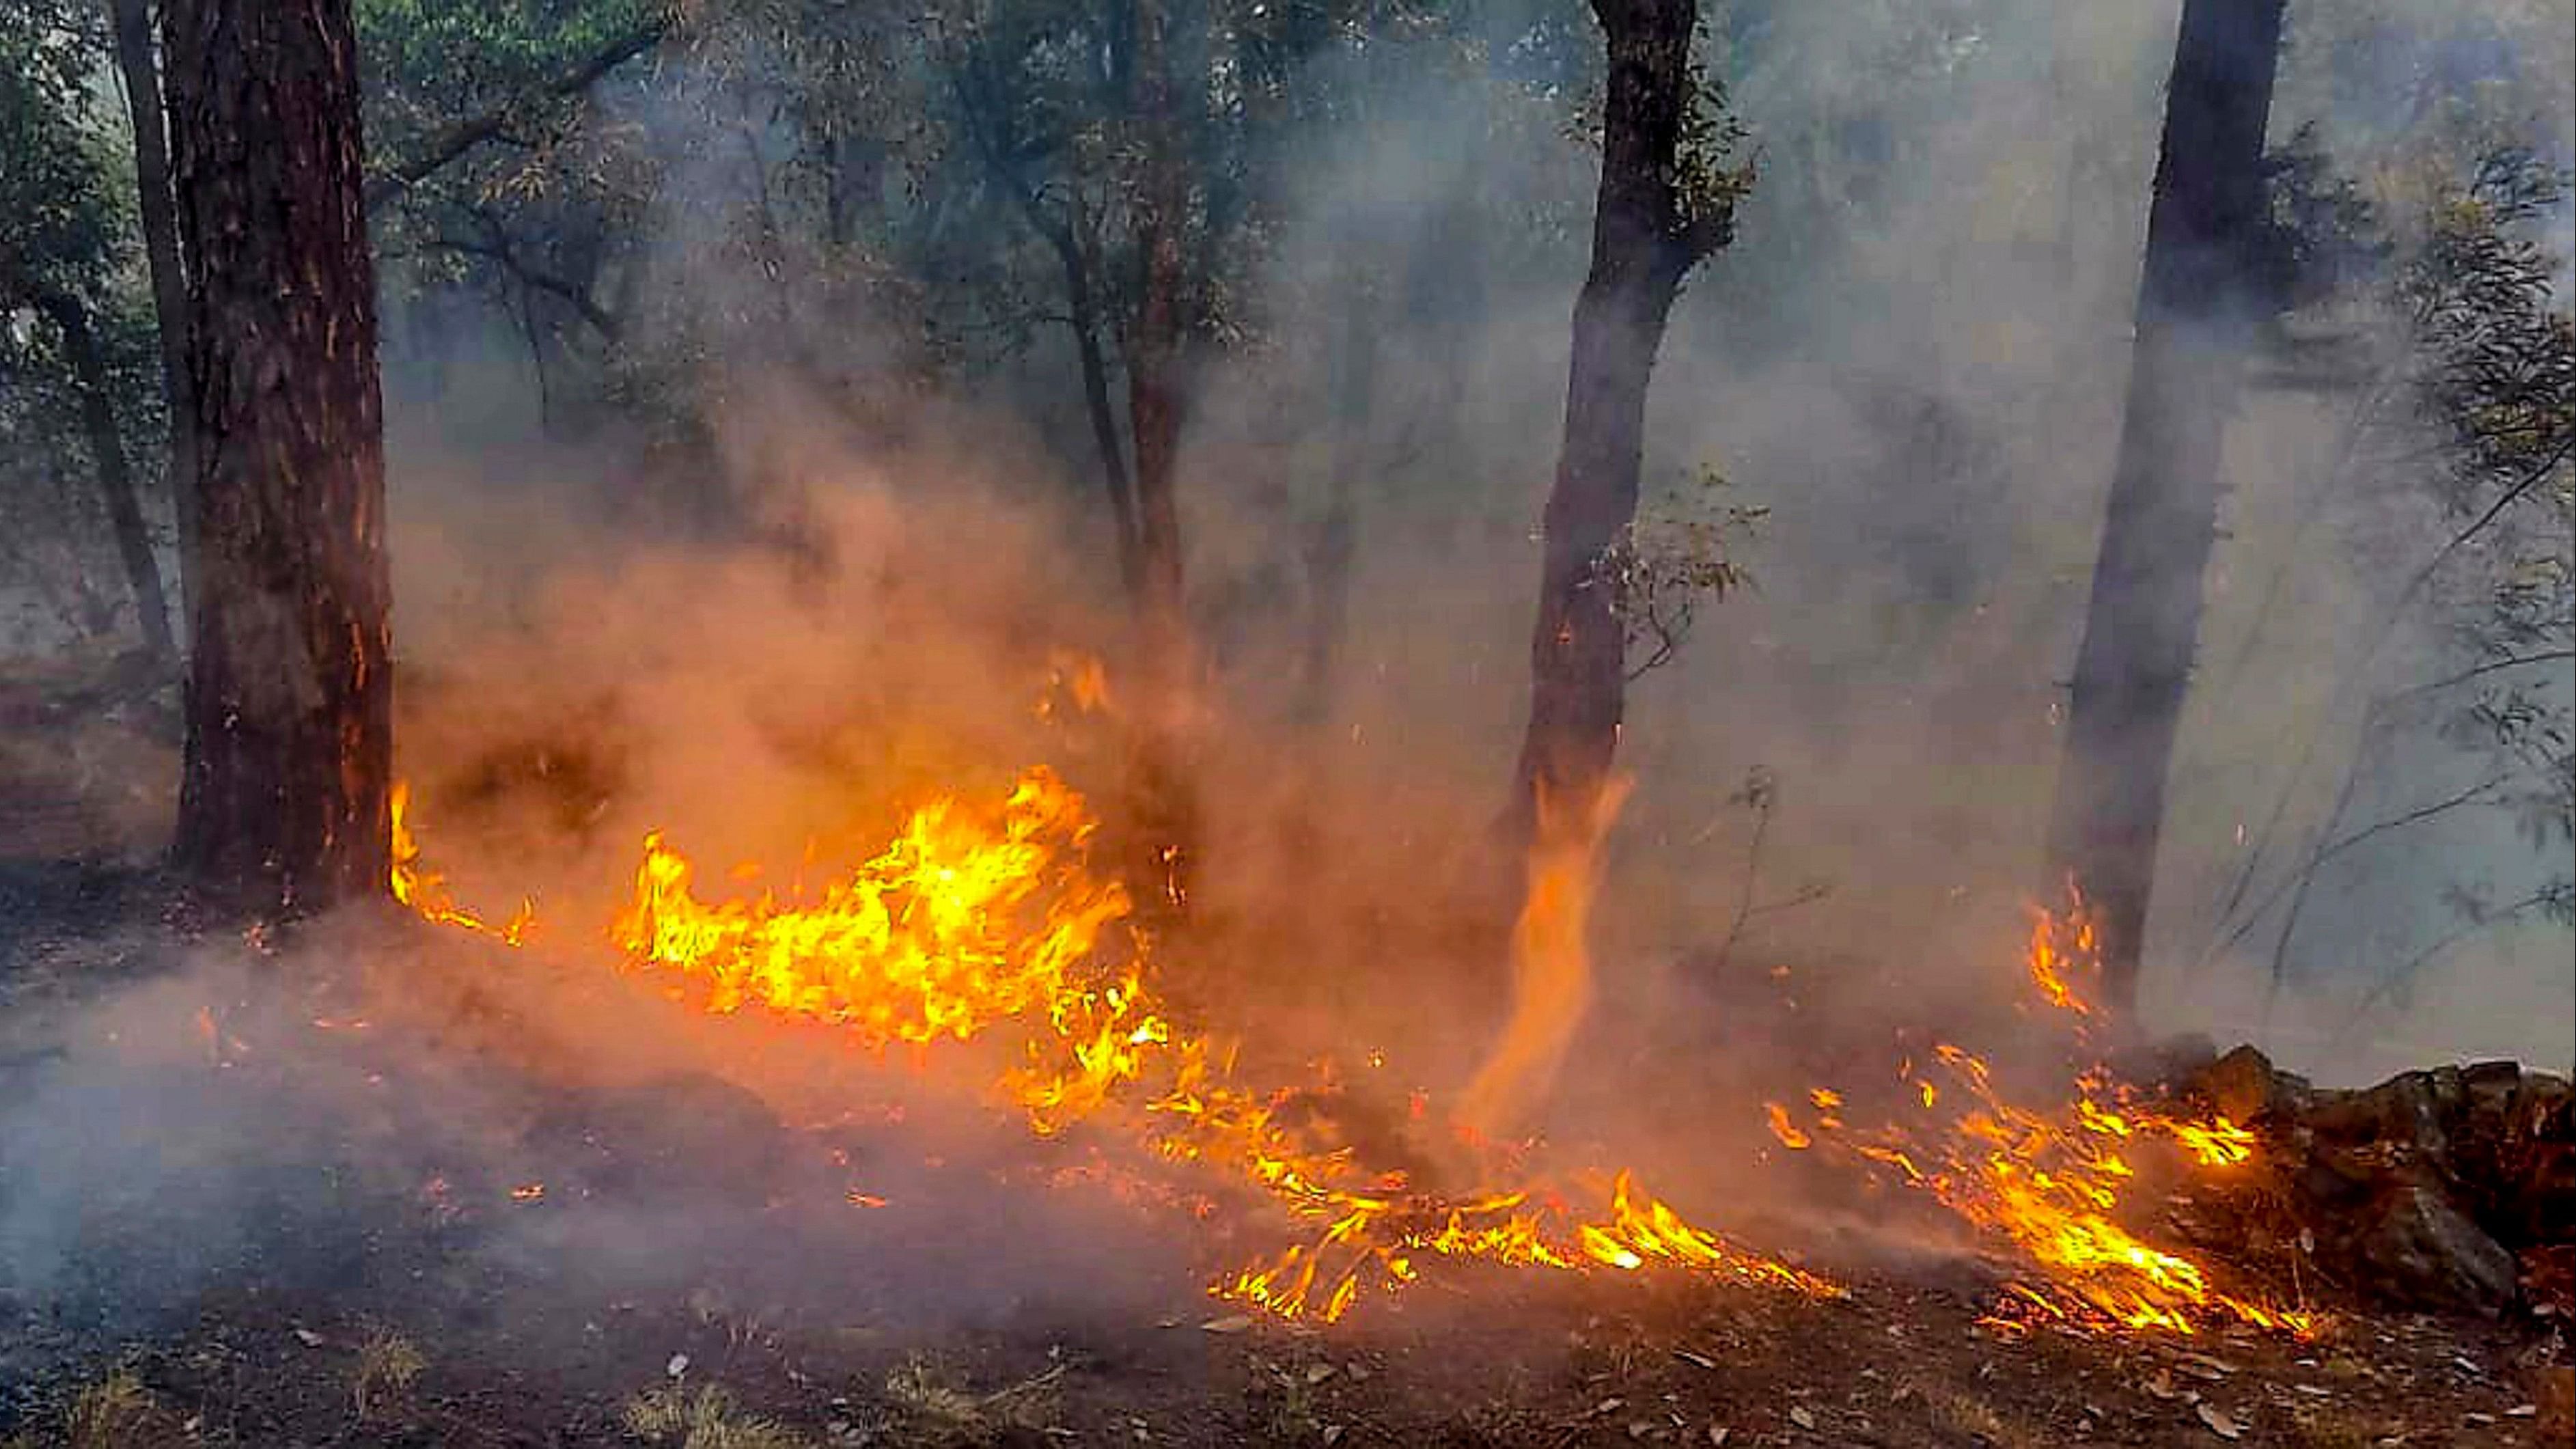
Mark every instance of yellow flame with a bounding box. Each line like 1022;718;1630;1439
393;764;1825;1324
389;782;534;945
388;760;2295;1338
1763;899;2319;1340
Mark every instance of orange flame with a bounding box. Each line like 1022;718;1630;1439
1454;776;1634;1142
1764;899;2319;1340
396;763;1825;1323
389;783;534;945
388;757;2292;1337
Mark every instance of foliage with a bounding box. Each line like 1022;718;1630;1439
0;1;166;647
1604;461;1764;680
2234;133;2576;980
2399;150;2575;916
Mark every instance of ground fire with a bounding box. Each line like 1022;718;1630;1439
389;747;2316;1338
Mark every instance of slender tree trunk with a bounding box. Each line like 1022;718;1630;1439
1047;211;1146;598
1124;0;1189;653
106;0;199;630
1296;274;1374;723
1117;0;1198;915
31;286;176;659
1513;0;1730;829
163;0;393;914
2043;0;2288;1015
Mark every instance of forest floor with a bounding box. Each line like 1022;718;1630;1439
0;655;2568;1448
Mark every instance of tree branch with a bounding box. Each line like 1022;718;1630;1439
2232;764;2514;997
2385;649;2576;706
2325;889;2560;1049
429;231;621;340
363;20;667;213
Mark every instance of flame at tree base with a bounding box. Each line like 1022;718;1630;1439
1454;775;1633;1144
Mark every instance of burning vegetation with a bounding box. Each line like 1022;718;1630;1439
386;713;2325;1342
3;0;2571;1441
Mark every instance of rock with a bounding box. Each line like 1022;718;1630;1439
2462;1060;2523;1117
2306;1068;2465;1170
2194;1046;2295;1124
2515;1140;2576;1248
2291;1140;2386;1215
2351;1184;2520;1316
2194;1045;2269;1123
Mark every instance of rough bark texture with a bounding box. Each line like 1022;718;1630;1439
2044;0;2288;1014
163;0;393;914
31;286;176;659
107;0;199;626
1513;0;1725;829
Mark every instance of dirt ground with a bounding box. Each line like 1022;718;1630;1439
1;661;2568;1448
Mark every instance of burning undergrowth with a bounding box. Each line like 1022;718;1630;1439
372;659;2322;1343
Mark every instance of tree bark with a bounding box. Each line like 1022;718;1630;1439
1123;0;1189;654
1116;0;1198;916
1031;196;1144;598
1513;0;1728;830
163;0;393;915
2043;0;2289;1015
106;0;199;631
29;286;176;659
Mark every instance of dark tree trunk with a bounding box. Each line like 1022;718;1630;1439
1295;275;1374;724
1117;0;1198;915
163;0;393;915
31;286;176;659
2043;0;2288;1015
1048;209;1146;598
1123;0;1189;654
1513;0;1730;829
107;0;199;629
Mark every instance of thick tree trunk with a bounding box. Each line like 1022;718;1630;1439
1513;0;1725;829
163;0;393;914
107;0;199;629
2043;0;2288;1015
31;287;176;659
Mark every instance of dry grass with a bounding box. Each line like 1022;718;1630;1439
0;1370;195;1449
350;1329;426;1421
1919;1385;2049;1449
621;1383;809;1449
883;1355;1067;1446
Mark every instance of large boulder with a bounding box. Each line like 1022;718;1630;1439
2349;1183;2520;1316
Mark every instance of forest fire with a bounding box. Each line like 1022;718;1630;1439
389;767;2310;1335
1762;909;2317;1338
